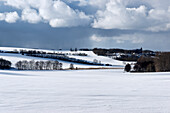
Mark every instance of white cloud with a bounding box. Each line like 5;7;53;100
112;34;144;44
0;11;19;23
5;11;19;23
92;0;170;31
2;0;91;27
144;0;170;9
22;8;41;24
3;0;29;9
146;8;170;32
38;0;91;27
90;34;103;42
0;13;5;21
49;19;67;27
90;34;144;44
1;0;170;31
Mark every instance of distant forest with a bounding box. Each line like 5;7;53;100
127;52;170;72
93;48;155;55
93;48;155;61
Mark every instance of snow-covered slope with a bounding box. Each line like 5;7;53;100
0;47;124;69
0;53;53;67
64;51;124;66
0;69;170;113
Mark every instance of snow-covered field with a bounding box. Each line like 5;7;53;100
0;47;169;113
0;47;124;69
0;69;170;113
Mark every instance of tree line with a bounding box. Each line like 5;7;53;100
24;51;105;66
155;52;170;72
125;52;170;72
15;60;63;70
93;48;144;56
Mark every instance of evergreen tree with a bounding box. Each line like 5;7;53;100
125;64;131;72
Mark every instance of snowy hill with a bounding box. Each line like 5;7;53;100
0;47;124;69
0;69;170;113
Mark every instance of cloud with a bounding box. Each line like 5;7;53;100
0;21;169;51
1;0;91;27
146;7;170;32
21;8;42;24
92;0;170;31
70;0;109;8
89;32;170;51
38;0;91;27
0;24;94;49
0;13;5;21
112;34;144;44
90;34;144;44
1;0;170;31
67;0;88;6
144;0;170;9
5;11;19;23
90;34;103;42
0;11;19;23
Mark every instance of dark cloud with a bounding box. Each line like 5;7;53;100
0;22;93;49
0;21;169;51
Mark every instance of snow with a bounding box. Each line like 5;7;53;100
0;69;170;113
0;53;54;67
67;51;123;66
0;53;118;69
0;47;124;69
1;47;169;113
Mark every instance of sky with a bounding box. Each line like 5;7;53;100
0;0;170;51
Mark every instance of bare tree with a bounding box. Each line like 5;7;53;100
15;60;63;70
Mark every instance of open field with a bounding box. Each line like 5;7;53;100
0;69;170;113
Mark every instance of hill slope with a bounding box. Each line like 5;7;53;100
0;47;124;69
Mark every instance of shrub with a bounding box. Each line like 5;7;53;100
70;63;74;70
133;64;141;72
124;64;131;72
0;58;12;69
